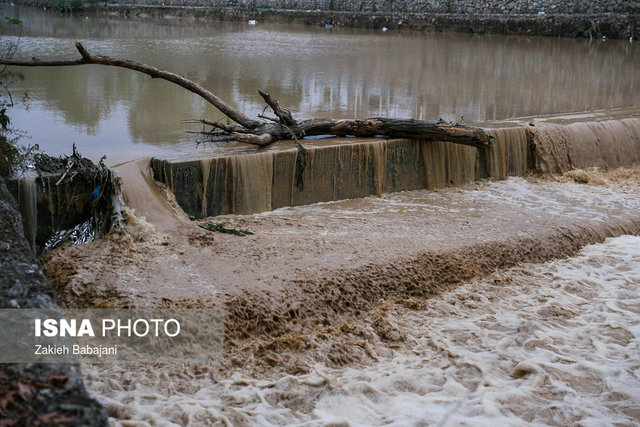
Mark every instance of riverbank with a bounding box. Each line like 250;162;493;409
8;0;640;39
0;176;108;425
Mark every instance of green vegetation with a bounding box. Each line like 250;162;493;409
46;0;83;14
248;4;271;11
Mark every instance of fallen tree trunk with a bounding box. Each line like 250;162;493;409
0;42;491;149
232;117;489;148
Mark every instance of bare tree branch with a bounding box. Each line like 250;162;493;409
0;42;262;129
257;89;296;126
0;42;491;149
181;118;249;134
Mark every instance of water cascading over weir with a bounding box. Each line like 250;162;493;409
151;113;640;218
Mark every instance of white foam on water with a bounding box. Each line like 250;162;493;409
83;234;640;426
300;235;640;426
255;176;640;223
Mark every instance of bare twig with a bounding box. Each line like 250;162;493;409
257;114;280;123
258;89;296;126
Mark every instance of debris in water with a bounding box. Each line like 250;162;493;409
43;219;98;252
12;146;123;254
90;185;100;203
197;221;254;236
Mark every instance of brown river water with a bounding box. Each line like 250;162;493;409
44;167;640;425
3;5;640;164
82;232;640;425
3;4;640;426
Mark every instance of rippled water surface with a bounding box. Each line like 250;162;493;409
83;234;640;425
2;5;639;162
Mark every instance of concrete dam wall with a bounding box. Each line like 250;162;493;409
150;116;640;218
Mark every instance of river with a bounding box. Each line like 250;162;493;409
4;5;640;425
82;233;640;425
42;167;640;425
2;5;639;163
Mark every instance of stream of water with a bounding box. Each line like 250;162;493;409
5;6;640;425
2;5;639;163
82;233;640;425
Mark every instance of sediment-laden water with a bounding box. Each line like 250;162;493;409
81;233;640;425
3;5;639;162
150;113;640;218
42;167;640;308
34;166;638;425
5;5;639;425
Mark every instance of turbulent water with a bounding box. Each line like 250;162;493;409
7;5;639;424
68;167;640;427
83;234;640;425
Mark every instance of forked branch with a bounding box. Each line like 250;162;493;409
0;42;491;149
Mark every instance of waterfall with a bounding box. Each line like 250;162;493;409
17;175;38;254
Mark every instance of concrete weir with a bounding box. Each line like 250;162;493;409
151;114;640;218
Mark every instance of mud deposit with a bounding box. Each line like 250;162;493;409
41;167;640;424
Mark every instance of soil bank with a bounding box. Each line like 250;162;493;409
8;0;640;39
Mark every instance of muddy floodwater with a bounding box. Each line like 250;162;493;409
3;5;640;163
4;5;640;426
82;234;640;425
53;169;639;425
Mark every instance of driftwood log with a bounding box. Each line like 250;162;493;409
1;42;491;149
